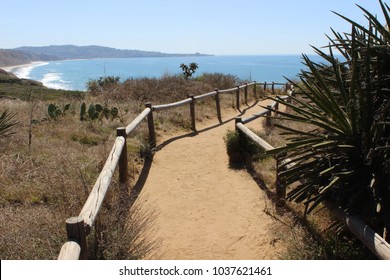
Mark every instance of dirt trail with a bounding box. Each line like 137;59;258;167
135;100;285;260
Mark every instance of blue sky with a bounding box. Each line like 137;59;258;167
0;0;385;55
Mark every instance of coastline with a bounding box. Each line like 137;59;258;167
1;61;47;74
1;61;50;83
1;55;306;92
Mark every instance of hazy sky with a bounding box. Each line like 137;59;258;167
0;0;385;55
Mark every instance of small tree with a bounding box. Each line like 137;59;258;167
180;62;198;79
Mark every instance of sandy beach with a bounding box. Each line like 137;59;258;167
1;61;47;78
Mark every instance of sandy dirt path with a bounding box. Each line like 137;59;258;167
135;100;285;259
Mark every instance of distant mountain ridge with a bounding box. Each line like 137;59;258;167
15;45;209;60
0;45;210;67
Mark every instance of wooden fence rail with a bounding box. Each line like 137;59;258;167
57;80;288;259
79;136;125;229
234;93;390;260
57;78;390;260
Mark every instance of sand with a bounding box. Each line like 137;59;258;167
134;100;285;260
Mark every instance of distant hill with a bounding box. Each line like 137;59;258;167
0;45;210;67
14;45;210;60
0;49;58;67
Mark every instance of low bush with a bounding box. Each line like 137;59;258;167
224;129;265;168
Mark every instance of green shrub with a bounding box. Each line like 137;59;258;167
80;102;119;121
224;129;265;168
264;0;390;234
47;103;70;119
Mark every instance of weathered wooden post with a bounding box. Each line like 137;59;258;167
244;83;248;104
253;81;257;99
286;83;293;103
235;117;242;130
145;102;156;148
263;82;267;91
236;86;240;111
272;82;275;95
189;95;196;132
215;89;222;123
116;127;129;203
58;241;81;260
275;152;287;207
65;216;88;260
235;117;244;141
266;105;272;126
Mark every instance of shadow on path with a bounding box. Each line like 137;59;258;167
154;100;260;151
128;153;154;208
130;100;261;208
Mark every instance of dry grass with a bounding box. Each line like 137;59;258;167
0;73;256;259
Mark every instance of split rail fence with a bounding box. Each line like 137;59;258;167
57;80;390;260
57;81;288;260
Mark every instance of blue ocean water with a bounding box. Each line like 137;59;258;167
10;55;315;91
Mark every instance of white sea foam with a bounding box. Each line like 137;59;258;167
40;72;70;90
9;62;49;79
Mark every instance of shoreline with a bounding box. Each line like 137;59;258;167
1;61;47;73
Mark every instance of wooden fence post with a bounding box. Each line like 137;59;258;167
235;117;242;128
235;117;245;153
272;82;275;95
66;216;88;260
285;82;289;93
236;86;240;111
275;152;287;206
266;105;272;126
253;81;257;99
215;89;222;123
145;102;156;148
264;82;267;91
116;127;129;205
235;117;243;136
244;83;248;104
189;95;196;132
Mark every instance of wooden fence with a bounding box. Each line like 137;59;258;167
57;81;289;260
57;78;390;260
234;91;390;260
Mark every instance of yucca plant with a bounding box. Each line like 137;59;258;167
0;110;19;138
263;0;390;237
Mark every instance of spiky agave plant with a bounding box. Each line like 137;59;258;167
264;1;390;235
0;110;19;138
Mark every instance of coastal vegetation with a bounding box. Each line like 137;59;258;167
267;0;390;240
180;62;198;79
0;69;245;259
0;69;84;101
1;1;389;260
222;0;390;259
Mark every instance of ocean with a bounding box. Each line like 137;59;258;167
8;55;314;91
